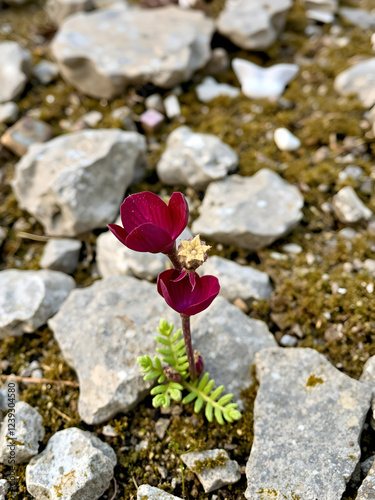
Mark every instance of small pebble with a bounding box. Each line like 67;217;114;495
145;93;164;113
274;128;301;152
0;101;19;124
1;116;52;156
282;243;302;254
164;95;181;119
140;109;164;133
280;334;298;347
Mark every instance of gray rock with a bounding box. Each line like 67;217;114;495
196;76;240;103
199;255;272;302
0;479;9;499
1;116;53;157
0;227;8;246
245;347;372;500
26;428;116;500
192;169;304;251
45;0;94;25
303;0;337;13
154;418;170;440
279;333;298;347
360;356;375;430
164;95;181;119
0;269;75;338
332;186;372;224
191;297;277;400
356;459;375;500
33;60;59;85
217;0;292;51
0;102;19;124
11;129;146;236
40;238;81;274
0;380;19;412
361;455;375;477
203;48;229;76
145;94;165;114
0;402;44;464
157;126;238;189
50;7;214;99
339;7;375;28
48;276;179;424
0;41;31;103
334;59;375;109
80;110;103;127
306;8;334;23
137;485;182;500
181;449;241;493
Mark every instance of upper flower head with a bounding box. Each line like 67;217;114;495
157;268;220;316
178;235;211;271
108;191;188;254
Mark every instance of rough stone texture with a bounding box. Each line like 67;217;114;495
192;169;304;251
181;449;241;493
32;60;59;85
26;428;116;500
196;76;240;103
50;7;214;99
339;7;375;28
45;0;94;25
137;485;182;500
357;460;375;500
334;59;375;109
40;238;81;274
360;356;375;430
303;0;337;12
199;256;272;302
48;276;179;424
332;186;372;224
0;479;9;499
0;402;44;464
11;129;146;236
0;269;75;338
245;347;372;500
0;41;31;103
191;297;277;400
217;0;292;51
0;102;19;124
156;126;238;189
0;380;19;412
1;117;53;157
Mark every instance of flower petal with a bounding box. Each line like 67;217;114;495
125;223;173;253
120;192;172;234
107;223;129;246
168;192;189;240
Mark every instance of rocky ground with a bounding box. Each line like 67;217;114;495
1;0;375;499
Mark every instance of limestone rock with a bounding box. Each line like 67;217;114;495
0;41;31;103
32;60;59;85
0;479;9;499
11;129;146;236
0;402;44;464
0;269;75;338
245;347;371;500
164;95;181;119
303;0;337;13
217;0;292;51
1;117;53;157
48;276;179;424
0;102;19;124
137;485;182;500
339;7;375;28
191;297;277;400
203;48;229;75
332;186;372;224
357;460;375;500
181;449;241;493
196;76;240;103
156;126;238;189
40;238;81;274
199;256;272;302
50;7;214;99
334;59;375;108
45;0;94;25
192;169;304;251
360;356;375;430
26;428;116;500
274;127;301;151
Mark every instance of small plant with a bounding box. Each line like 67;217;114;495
109;191;241;424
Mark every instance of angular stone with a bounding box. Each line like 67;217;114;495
0;402;44;464
196;76;240;103
217;0;292;51
245;347;372;500
157;126;238;189
332;186;372;224
192;169;304;251
360;356;375;430
50;7;214;99
45;0;94;25
274;127;301;151
0;479;9;498
339;7;375;28
306;9;334;23
334;59;375;109
11;129;146;236
164;95;181;119
181;449;241;493
199;255;272;302
303;0;337;13
191;297;277;400
0;102;19;124
1;117;53;157
145;94;165;114
140;109;165;134
32;60;59;85
357;460;375;500
203;48;229;76
0;269;75;338
40;238;81;274
0;41;31;103
26;428;116;500
48;276;179;424
137;485;182;500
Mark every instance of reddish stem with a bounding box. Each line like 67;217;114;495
180;313;197;381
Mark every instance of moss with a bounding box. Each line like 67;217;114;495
190;450;228;474
306;375;324;388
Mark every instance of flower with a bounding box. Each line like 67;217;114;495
178;235;211;270
157;269;220;316
108;191;188;254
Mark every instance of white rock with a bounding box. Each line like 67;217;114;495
0;479;9;498
306;9;335;23
279;333;298;347
145;94;164;114
196;76;240;103
45;0;94;25
332;186;372;224
233;58;299;99
0;402;44;465
357;459;375;500
334;59;375;109
217;0;292;51
0;269;75;338
11;129;146;236
303;0;337;13
199;255;272;302
339;7;375;28
156;126;238;189
26;428;116;500
0;102;19;124
50;7;214;99
40;238;81;274
80;110;103;127
32;60;59;85
0;41;31;103
137;485;182;500
282;243;302;254
164;95;181;119
274;127;301;151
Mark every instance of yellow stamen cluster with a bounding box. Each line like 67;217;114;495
177;235;211;269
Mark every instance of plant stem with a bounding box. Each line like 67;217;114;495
166;242;182;270
180;314;196;381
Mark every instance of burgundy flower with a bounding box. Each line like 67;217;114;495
157;269;220;316
108;191;188;254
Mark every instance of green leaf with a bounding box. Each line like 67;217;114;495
154;357;162;371
194;397;204;413
175;339;185;350
227;408;242;421
171;330;182;342
214;407;224;425
182;391;198;404
177;356;188;364
150;385;168;395
155;336;171;346
197;373;210;391
162;394;170;408
217;394;233;406
152;394;166;408
169;389;182;402
161;356;175;366
205;402;213;422
156;347;173;356
144;370;160;381
210;385;224;401
202;379;214;395
158;374;166;383
137;355;153;371
169;382;184;390
177;362;189;371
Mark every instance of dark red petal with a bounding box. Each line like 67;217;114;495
125;223;173;253
120;192;172;235
189;271;196;290
157;269;180;311
168;192;189;240
107;223;129;246
182;275;220;315
172;269;188;283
